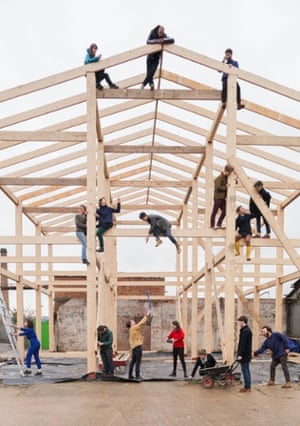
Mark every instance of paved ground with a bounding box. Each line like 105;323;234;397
1;344;300;426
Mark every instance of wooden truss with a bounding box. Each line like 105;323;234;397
0;43;299;372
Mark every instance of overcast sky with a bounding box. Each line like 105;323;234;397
1;0;299;313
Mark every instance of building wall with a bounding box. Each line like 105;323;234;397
55;297;283;352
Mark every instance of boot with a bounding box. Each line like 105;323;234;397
246;245;251;261
155;238;162;247
169;371;176;377
235;240;240;256
281;382;292;388
267;379;275;386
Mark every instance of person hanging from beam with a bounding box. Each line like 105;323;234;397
221;48;245;110
139;211;181;254
84;43;119;90
140;25;174;90
96;197;121;252
249;180;272;239
210;164;234;229
235;206;255;261
75;204;89;265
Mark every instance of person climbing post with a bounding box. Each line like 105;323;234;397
84;43;119;90
141;25;174;90
96;197;121;252
221;48;245;110
75;204;89;265
210;164;234;229
139;211;181;254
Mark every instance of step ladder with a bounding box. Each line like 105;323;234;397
0;288;24;376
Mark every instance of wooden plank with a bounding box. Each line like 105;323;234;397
104;145;205;154
110;180;192;187
23;207;79;214
97;89;221;100
0;177;86;186
0;131;87;142
237;135;300;146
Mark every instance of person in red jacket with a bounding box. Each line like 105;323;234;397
167;320;187;377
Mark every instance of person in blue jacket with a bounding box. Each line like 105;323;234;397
84;43;118;90
254;326;292;388
221;48;244;110
13;319;42;375
96;197;121;252
141;25;174;90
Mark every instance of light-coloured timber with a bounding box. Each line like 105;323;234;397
0;42;299;373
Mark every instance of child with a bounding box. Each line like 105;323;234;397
189;349;216;378
235;206;254;261
12;319;42;375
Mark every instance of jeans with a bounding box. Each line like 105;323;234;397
210;199;226;228
96;223;113;250
152;226;178;247
100;348;114;374
143;54;160;87
95;70;113;86
76;231;87;261
240;361;251;389
270;355;290;382
254;214;271;235
129;345;143;378
172;347;187;374
221;79;241;104
26;342;41;369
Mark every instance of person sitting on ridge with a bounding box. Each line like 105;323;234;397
84;43;119;90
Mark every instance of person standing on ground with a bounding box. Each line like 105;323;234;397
210;164;234;229
249;180;272;238
12;320;42;376
254;326;292;388
221;48;245;110
75;204;89;265
139;211;181;254
97;325;114;376
189;349;216;378
237;315;252;393
84;43;119;90
235;206;255;261
96;197;121;252
167;320;187;378
126;311;152;380
141;25;174;90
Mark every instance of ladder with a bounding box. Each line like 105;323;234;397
0;288;24;376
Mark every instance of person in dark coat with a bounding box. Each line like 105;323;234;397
221;48;244;110
97;325;114;376
189;349;216;378
235;206;255;261
254;326;292;388
249;180;272;238
141;25;174;90
96;197;121;252
139;211;181;254
237;315;252;392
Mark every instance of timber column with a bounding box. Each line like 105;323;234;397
224;72;237;363
86;72;98;373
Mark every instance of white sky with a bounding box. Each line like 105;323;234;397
1;0;300;313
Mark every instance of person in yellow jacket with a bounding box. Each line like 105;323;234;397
126;311;151;380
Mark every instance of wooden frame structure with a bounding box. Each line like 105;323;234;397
0;44;299;372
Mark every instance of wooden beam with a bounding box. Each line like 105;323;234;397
104;145;205;154
237;135;300;146
110;180;192;187
0;131;87;142
97;89;221;100
23;207;79;214
0;177;86;186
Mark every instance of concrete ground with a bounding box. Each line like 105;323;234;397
1;344;300;426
